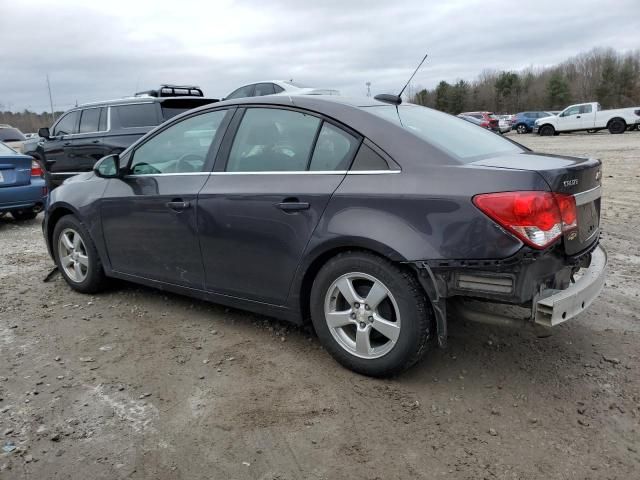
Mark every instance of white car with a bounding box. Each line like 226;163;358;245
497;115;513;133
0;125;27;153
534;102;640;135
224;80;340;100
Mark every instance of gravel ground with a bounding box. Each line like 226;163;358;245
1;131;639;479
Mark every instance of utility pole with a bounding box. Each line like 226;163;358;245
46;74;55;122
366;82;371;97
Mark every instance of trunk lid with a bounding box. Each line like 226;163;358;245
472;152;602;255
0;153;32;188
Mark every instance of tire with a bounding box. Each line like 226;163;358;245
11;209;38;221
53;215;107;293
516;124;528;134
539;125;555;136
608;118;626;134
310;251;433;377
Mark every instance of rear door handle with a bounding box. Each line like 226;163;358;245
63;141;71;146
277;200;310;212
92;140;100;144
166;200;191;211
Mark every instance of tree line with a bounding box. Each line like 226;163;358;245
410;48;640;114
0;109;62;134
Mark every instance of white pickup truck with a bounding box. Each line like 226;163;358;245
534;102;640;135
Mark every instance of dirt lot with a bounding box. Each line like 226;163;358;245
1;131;639;479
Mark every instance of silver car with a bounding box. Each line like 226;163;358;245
224;80;340;100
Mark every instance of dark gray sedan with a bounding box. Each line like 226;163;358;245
43;95;606;376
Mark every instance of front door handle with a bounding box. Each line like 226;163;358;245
166;200;191;211
576;115;581;118
63;141;71;146
92;140;100;144
277;199;310;212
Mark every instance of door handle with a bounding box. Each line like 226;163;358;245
277;199;310;212
63;141;71;146
576;115;581;118
166;200;191;211
92;140;100;144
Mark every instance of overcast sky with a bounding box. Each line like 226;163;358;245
1;0;638;112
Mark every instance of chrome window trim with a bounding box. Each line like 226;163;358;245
124;170;401;178
574;185;601;206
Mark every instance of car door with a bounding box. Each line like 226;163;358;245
44;110;80;182
67;107;110;172
557;106;581;131
578;104;596;129
99;108;233;288
197;106;361;305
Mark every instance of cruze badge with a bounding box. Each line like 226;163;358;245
563;179;579;187
595;170;601;181
568;231;578;241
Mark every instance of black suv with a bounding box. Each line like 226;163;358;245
24;85;217;187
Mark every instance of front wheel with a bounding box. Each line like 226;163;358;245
310;251;433;377
53;215;107;293
539;125;555;136
516;124;528;134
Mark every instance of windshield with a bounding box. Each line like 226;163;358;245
0;128;26;142
365;105;523;163
0;142;18;155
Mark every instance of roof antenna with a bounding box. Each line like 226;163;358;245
375;52;428;105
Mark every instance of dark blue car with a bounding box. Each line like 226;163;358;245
511;111;554;134
0;142;47;220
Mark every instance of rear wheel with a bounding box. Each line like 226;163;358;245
539;125;555;136
310;251;433;377
11;209;37;221
608;118;626;134
516;124;528;134
53;215;107;293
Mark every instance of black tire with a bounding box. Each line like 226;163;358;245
539;125;555;136
310;251;433;377
52;215;107;293
608;118;626;134
516;124;528;134
11;209;38;221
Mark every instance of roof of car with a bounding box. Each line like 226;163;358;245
76;96;218;108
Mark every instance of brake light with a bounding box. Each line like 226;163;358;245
473;191;577;249
31;159;43;177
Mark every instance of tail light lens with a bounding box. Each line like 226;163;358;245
31;159;44;177
635;109;640;117
473;191;577;249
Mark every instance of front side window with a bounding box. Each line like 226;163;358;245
562;106;580;117
254;83;275;96
79;108;101;133
129;110;227;175
52;111;79;136
226;108;320;172
111;103;159;128
366;105;523;163
309;123;359;171
226;85;254;100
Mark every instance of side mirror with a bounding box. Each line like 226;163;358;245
93;154;121;178
38;127;50;139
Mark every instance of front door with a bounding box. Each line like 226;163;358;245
100;109;231;288
198;107;361;305
557;105;582;131
68;107;110;172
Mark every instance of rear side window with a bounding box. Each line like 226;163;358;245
350;144;389;171
273;84;285;93
579;104;592;114
309;123;359;171
78;108;101;133
52;111;79;136
0;127;26;142
226;108;320;172
160;99;217;120
366;105;523;163
254;83;275;96
111;103;159;128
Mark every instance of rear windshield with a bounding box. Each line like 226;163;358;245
0;128;26;142
365;105;523;163
0;142;18;154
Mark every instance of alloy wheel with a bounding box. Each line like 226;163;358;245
57;228;89;283
517;124;527;134
324;272;401;359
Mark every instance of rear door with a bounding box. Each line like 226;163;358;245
100;108;232;288
578;104;596;129
197;106;361;305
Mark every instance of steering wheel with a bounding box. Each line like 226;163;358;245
176;153;205;173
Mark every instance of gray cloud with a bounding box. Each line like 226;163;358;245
0;0;638;112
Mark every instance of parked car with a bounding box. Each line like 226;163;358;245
534;102;640;135
458;115;486;128
22;86;218;188
0;125;27;153
510;111;554;134
0;141;47;220
458;111;500;132
224;80;340;100
44;95;606;377
497;115;513;133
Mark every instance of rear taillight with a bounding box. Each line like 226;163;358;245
473;191;577;249
635;109;640;117
31;159;43;177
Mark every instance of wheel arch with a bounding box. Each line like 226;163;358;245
45;202;82;256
